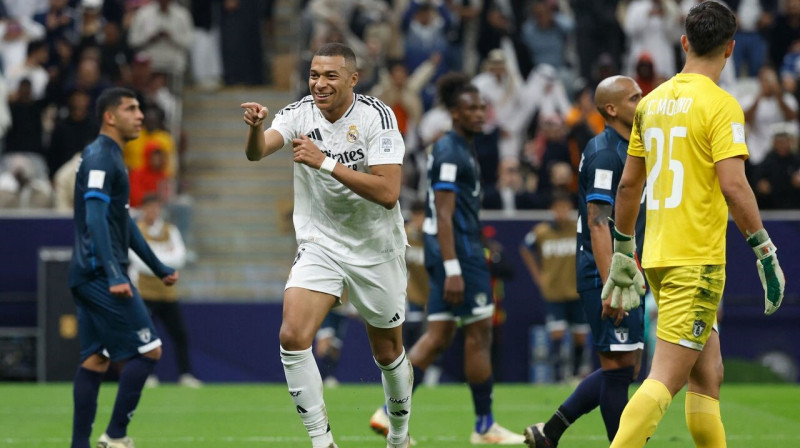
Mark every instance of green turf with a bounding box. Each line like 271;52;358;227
1;383;799;447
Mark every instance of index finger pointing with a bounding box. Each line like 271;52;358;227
240;102;263;111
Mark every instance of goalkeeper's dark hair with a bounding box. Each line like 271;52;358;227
315;42;357;73
437;72;479;110
685;0;737;57
96;87;137;123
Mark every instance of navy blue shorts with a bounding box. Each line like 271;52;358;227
545;300;590;333
579;287;644;352
426;255;494;325
71;278;161;362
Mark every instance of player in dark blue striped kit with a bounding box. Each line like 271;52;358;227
525;76;646;447
69;88;179;448
401;73;523;444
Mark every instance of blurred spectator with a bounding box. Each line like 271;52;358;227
633;53;661;97
572;0;625;83
124;105;175;174
97;21;132;86
0;70;12;151
370;55;438;141
565;85;604;169
753;123;800;209
506;64;570;160
448;0;482;76
533;116;572;193
0;17;46;77
66;57;111;111
219;0;268;86
48;89;96;176
0;152;53;208
189;0;222;90
742;66;798;165
769;0;800;71
128;0;194;85
483;158;547;211
5;79;46;156
2;0;49;20
473;46;524;166
477;0;532;76
129;194;201;388
129;142;170;208
779;39;800;95
7;39;49;100
52;148;80;211
521;0;572;70
726;0;773;77
33;0;79;53
624;0;681;78
403;0;452;110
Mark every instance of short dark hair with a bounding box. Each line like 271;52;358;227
27;40;46;56
96;87;137;123
141;193;161;206
685;0;737;57
314;43;357;72
437;72;479;110
550;189;573;207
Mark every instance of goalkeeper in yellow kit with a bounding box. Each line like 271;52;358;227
602;1;786;447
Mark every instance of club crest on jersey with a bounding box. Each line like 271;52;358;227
614;326;629;343
137;328;152;343
692;320;706;338
346;124;360;143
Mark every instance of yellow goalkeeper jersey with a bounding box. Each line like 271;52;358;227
628;73;749;268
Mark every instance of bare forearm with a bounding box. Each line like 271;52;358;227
245;125;266;161
519;248;542;287
436;218;457;262
777;96;798;121
614;184;642;235
590;224;612;284
330;164;399;209
725;181;764;237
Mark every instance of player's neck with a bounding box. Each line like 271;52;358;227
319;93;354;123
680;56;725;84
608;121;631;141
453;127;475;143
99;128;125;149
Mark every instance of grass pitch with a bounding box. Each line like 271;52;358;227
1;383;799;447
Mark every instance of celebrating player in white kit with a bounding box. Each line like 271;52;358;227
241;43;413;448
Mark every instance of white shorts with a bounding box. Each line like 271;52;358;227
285;243;407;329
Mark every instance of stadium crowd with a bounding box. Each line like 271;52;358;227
0;0;798;213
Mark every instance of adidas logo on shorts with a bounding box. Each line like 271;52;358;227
389;313;400;323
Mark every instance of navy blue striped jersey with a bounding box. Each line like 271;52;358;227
423;131;483;263
69;135;131;287
576;126;646;292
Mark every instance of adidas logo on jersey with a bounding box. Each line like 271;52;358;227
306;128;323;141
389;313;400;323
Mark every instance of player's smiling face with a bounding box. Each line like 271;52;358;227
452;91;486;136
309;55;358;120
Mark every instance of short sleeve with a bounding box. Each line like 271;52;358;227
80;152;115;203
430;140;463;193
628;108;646;158
584;150;621;205
709;95;750;163
269;99;307;145
365;100;405;166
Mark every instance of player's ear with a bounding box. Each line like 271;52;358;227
350;70;359;88
680;35;689;54
724;40;735;59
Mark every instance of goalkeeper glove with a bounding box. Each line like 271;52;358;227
747;229;785;316
601;226;646;311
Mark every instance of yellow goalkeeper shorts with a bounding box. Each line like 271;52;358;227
645;265;725;350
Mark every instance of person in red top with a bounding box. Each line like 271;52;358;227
128;141;169;207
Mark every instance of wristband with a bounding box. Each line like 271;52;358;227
747;229;777;260
319;157;337;175
443;259;462;277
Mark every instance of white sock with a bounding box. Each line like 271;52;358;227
376;350;413;445
280;346;333;447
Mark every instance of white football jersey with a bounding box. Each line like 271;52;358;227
269;94;407;266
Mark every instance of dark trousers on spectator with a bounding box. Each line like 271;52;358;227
144;299;192;375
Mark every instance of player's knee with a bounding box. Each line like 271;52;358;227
279;324;312;351
144;346;162;361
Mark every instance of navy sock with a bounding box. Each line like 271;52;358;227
71;367;104;448
550;338;563;381
599;366;635;441
469;376;494;434
318;354;338;380
106;356;157;438
411;364;425;392
572;342;584;376
544;368;603;443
